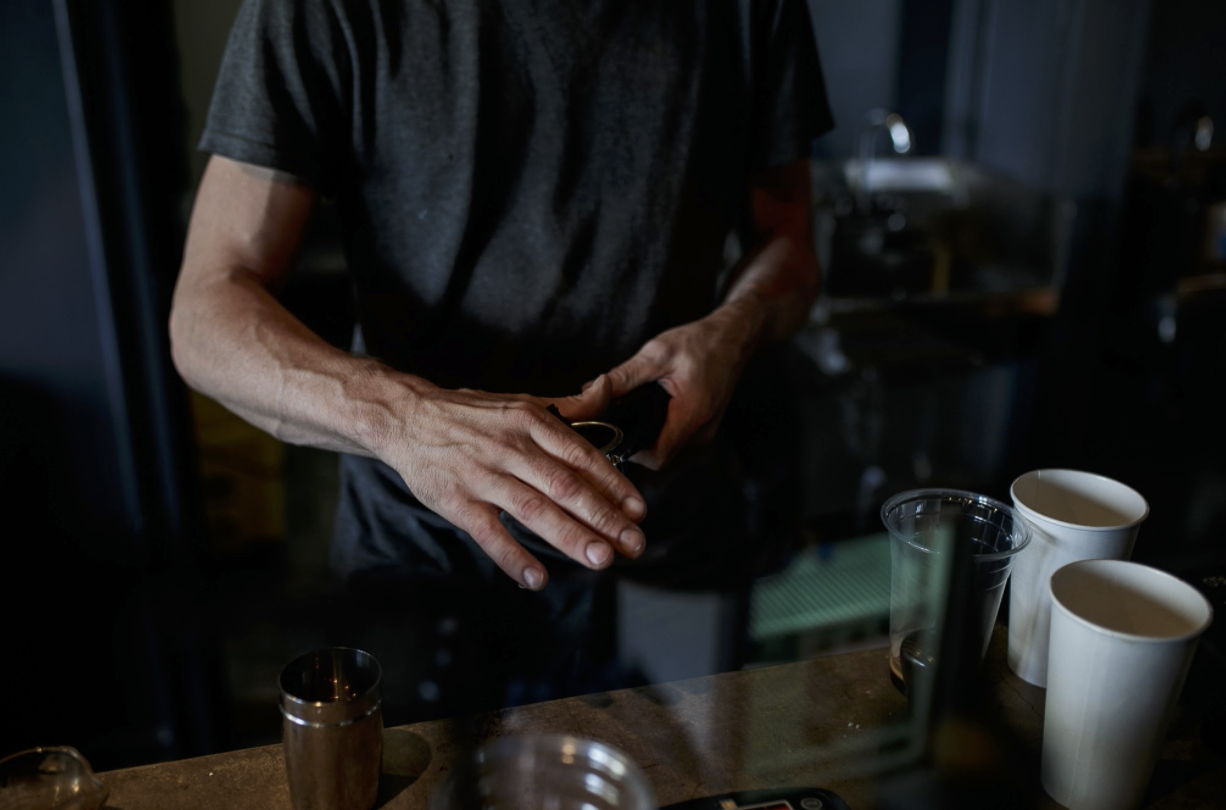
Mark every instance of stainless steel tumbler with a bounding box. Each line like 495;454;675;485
280;647;383;810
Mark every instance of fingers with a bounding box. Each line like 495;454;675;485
633;396;721;471
606;351;665;398
648;421;685;470
394;389;655;589
548;374;612;422
527;414;647;523
505;447;647;555
456;503;550;590
494;473;643;569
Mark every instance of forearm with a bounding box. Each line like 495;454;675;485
173;156;647;587
717;230;819;346
709;157;819;348
169;268;417;458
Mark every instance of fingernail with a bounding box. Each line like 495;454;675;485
620;527;645;557
523;568;544;590
585;542;611;566
623;497;646;520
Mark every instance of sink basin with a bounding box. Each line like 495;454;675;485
843;157;961;194
811;158;1075;305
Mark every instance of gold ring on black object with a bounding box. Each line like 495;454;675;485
568;421;625;456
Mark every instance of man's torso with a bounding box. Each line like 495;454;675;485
325;0;755;394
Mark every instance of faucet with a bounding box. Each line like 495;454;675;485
854;109;913;212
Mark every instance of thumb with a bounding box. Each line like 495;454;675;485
550;373;613;421
606;352;661;398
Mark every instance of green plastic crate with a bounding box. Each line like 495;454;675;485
749;533;892;641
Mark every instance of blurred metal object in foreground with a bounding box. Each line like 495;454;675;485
280;648;383;810
0;746;108;810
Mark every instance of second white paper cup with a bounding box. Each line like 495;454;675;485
1007;469;1148;686
1042;560;1213;810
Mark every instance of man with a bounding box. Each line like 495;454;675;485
170;0;832;710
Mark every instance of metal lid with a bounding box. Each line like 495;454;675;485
569;421;624;456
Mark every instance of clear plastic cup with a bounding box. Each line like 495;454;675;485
429;734;655;810
881;489;1030;689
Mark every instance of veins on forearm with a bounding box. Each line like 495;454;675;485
720;233;818;344
182;276;387;457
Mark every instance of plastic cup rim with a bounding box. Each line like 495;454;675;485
477;733;639;765
880;487;1030;561
435;733;657;810
1048;559;1214;644
1010;469;1150;532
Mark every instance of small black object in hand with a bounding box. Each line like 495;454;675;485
547;383;671;470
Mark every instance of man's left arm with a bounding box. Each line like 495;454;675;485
604;158;818;469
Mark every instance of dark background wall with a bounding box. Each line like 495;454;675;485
0;0;138;546
1;0;207;768
806;0;904;158
1134;0;1226;150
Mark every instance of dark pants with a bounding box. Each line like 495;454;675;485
329;566;621;726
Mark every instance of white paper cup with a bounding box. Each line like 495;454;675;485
1007;470;1149;686
1042;560;1213;810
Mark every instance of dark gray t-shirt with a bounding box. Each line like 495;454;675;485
202;0;833;581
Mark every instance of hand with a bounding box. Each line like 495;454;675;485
604;301;765;469
374;374;647;590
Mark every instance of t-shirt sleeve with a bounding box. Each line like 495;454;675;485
747;0;835;170
199;0;351;195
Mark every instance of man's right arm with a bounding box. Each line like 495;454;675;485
170;155;648;589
